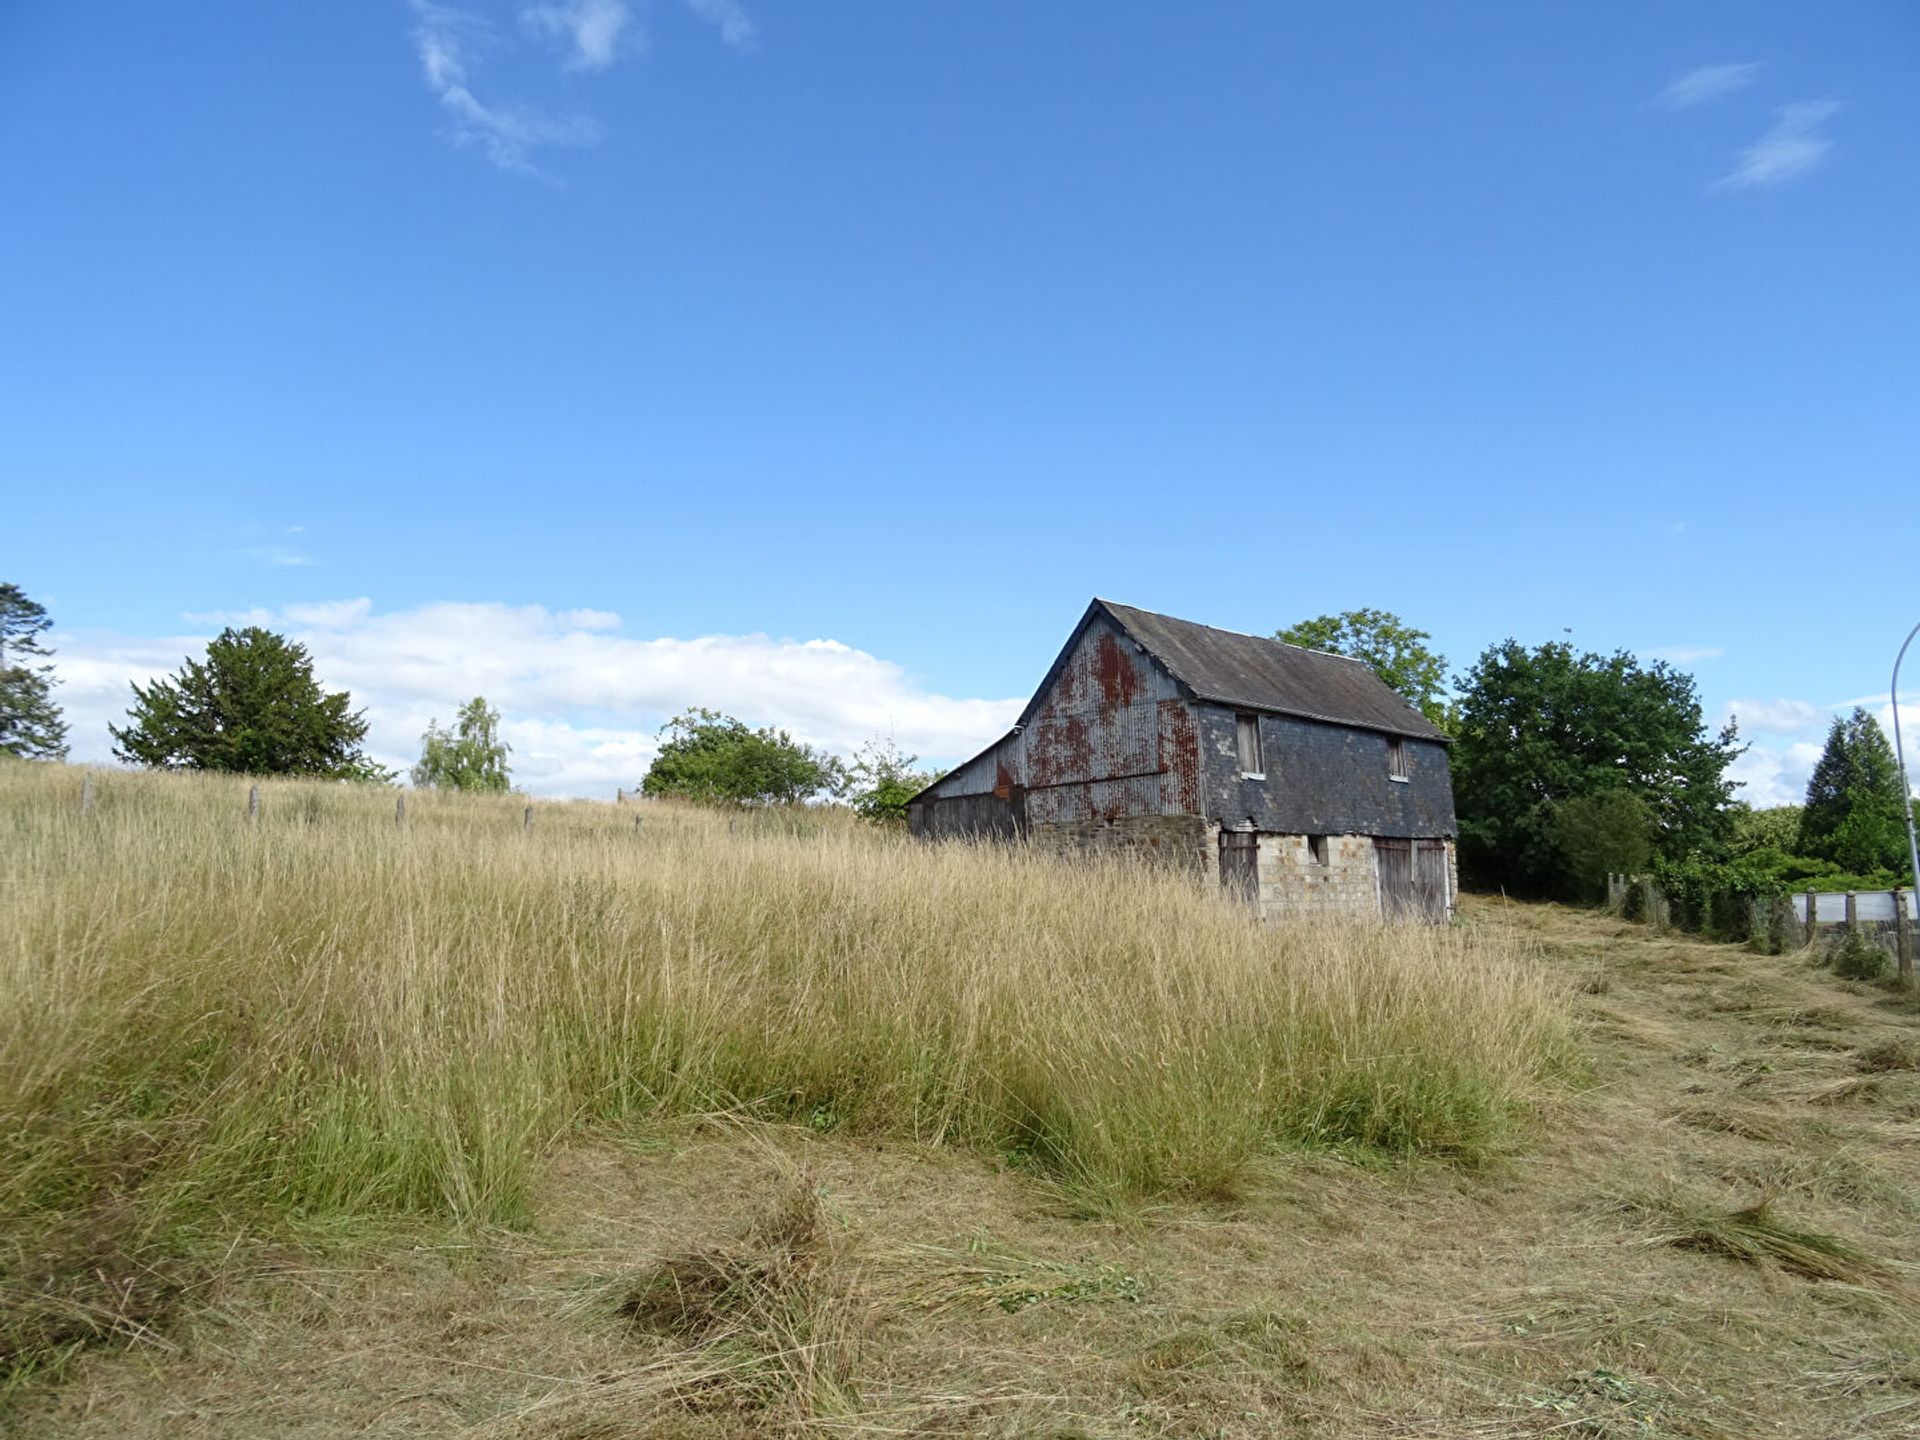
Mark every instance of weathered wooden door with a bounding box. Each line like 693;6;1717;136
1220;830;1259;905
1374;838;1414;921
1413;840;1449;923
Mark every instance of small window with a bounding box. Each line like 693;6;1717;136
1387;738;1409;781
1235;713;1263;776
1307;834;1329;866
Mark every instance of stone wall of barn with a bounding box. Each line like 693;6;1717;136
1251;832;1383;919
1028;813;1212;873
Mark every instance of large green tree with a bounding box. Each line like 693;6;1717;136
111;626;389;780
1276;608;1452;729
641;708;845;806
0;583;69;760
412;695;512;792
1451;640;1743;896
1796;708;1910;876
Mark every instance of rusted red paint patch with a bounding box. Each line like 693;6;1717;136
993;757;1014;801
1094;631;1138;712
1158;700;1200;812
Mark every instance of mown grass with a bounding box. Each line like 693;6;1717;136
1;763;1568;1387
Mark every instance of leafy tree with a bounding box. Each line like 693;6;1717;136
1451;640;1742;896
0;582;69;760
1797;709;1910;876
1551;790;1653;899
641;707;845;806
1276;608;1452;729
111;626;390;780
412;696;512;792
846;736;933;825
1728;803;1803;858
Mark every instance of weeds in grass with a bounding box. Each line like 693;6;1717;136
890;1234;1144;1315
1625;1192;1900;1290
1856;1036;1920;1073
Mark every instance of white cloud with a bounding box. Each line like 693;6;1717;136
410;0;601;173
1726;697;1825;735
52;599;1023;798
685;0;754;47
1654;62;1761;110
1714;100;1839;192
1729;740;1824;808
523;0;636;71
1644;644;1724;665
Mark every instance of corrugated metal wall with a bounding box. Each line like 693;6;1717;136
910;612;1202;839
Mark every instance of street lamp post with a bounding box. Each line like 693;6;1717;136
1891;623;1920;980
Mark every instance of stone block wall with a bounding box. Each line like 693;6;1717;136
1251;832;1382;920
1029;812;1213;875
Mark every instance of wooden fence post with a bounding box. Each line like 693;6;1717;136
1804;888;1818;948
1845;890;1858;937
80;772;94;814
523;805;533;833
634;814;644;833
247;784;260;823
396;793;406;827
1895;889;1914;985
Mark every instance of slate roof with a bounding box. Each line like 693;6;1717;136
1095;599;1449;743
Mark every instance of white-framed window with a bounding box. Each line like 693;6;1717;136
1235;713;1264;777
1388;737;1410;782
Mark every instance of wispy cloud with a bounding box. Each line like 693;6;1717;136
53;599;1021;797
1654;62;1761;110
410;0;600;173
522;0;636;72
685;0;755;47
1715;100;1839;192
1726;697;1826;735
1645;644;1724;666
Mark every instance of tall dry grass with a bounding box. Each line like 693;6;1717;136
1;762;1566;1250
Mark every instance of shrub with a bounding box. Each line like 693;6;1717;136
1829;933;1892;982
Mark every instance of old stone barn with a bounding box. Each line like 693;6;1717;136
907;600;1458;922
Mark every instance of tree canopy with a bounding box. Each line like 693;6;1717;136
641;708;844;806
111;626;390;780
1797;708;1911;877
0;582;69;761
1276;608;1452;729
846;736;933;824
1451;640;1742;896
412;696;512;792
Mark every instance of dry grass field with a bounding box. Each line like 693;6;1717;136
4;765;1918;1436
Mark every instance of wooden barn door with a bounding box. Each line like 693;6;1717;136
1220;830;1259;906
1374;838;1414;921
1413;840;1449;923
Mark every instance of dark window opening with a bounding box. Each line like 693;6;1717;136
1388;737;1409;781
1236;713;1264;776
1308;834;1329;866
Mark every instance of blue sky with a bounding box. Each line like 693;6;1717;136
3;3;1917;798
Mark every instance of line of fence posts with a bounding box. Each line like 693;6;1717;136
1607;871;1915;985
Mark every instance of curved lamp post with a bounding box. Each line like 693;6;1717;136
1892;623;1920;936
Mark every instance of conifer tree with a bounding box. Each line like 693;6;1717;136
0;583;71;761
1797;708;1910;875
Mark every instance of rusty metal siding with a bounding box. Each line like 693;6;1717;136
912;612;1202;839
1198;704;1456;838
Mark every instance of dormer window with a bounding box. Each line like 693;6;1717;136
1388;737;1410;782
1236;713;1264;777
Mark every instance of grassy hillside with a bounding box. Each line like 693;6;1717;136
2;764;1566;1402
